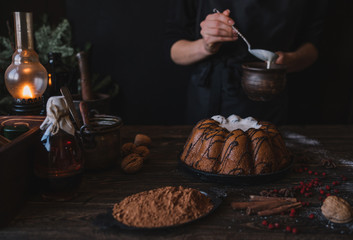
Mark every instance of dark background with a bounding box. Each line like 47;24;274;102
1;0;353;125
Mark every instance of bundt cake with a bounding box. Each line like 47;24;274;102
180;115;290;175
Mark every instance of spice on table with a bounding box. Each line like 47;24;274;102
258;202;301;216
321;158;337;169
231;196;301;216
259;188;294;198
249;195;297;202
112;186;213;228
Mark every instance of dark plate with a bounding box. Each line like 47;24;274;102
178;156;293;185
93;189;222;231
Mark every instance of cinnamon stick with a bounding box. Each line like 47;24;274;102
249;195;297;203
257;202;302;216
246;200;293;215
231;199;291;211
231;202;258;210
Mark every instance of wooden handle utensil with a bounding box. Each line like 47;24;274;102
79;101;90;126
76;51;94;101
60;86;82;130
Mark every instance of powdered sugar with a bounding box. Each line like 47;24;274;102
211;115;262;132
283;132;321;146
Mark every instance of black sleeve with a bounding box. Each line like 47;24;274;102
298;0;329;49
164;0;197;59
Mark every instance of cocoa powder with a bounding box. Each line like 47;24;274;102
112;186;213;228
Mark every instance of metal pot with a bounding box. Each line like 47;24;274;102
79;115;122;170
241;62;286;101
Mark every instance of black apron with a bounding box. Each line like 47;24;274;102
186;57;288;125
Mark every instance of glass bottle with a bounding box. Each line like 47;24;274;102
45;52;75;96
34;96;84;201
35;130;83;201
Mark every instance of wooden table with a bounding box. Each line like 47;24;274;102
1;125;353;239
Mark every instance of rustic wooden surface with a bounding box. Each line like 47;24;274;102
1;125;353;239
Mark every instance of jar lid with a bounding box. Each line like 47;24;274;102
81;115;123;134
3;125;30;140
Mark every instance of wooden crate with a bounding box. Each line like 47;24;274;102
0;116;44;227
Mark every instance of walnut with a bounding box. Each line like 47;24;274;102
134;134;152;147
321;196;353;223
134;146;150;159
121;143;136;157
121;153;143;174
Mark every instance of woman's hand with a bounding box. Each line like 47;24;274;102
170;9;238;65
200;9;238;54
275;43;318;72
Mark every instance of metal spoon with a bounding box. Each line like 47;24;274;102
213;9;278;68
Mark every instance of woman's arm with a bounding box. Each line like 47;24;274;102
170;9;238;66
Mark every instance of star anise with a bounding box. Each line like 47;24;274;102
259;188;295;198
321;158;337;169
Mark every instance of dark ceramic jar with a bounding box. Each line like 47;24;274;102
241;62;287;101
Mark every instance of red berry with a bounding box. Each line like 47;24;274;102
326;185;331;190
309;213;315;219
305;192;312;197
314;172;318;176
326;193;331;197
268;223;274;229
319;189;325;195
286;226;292;232
334;189;339;194
292;228;298;234
308;170;313;175
304;167;308;171
322;172;327;176
332;181;337;186
290;208;296;214
274;223;280;228
262;220;268;226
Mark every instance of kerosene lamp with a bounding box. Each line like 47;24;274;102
4;12;47;115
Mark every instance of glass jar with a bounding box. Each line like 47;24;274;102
34;129;83;201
